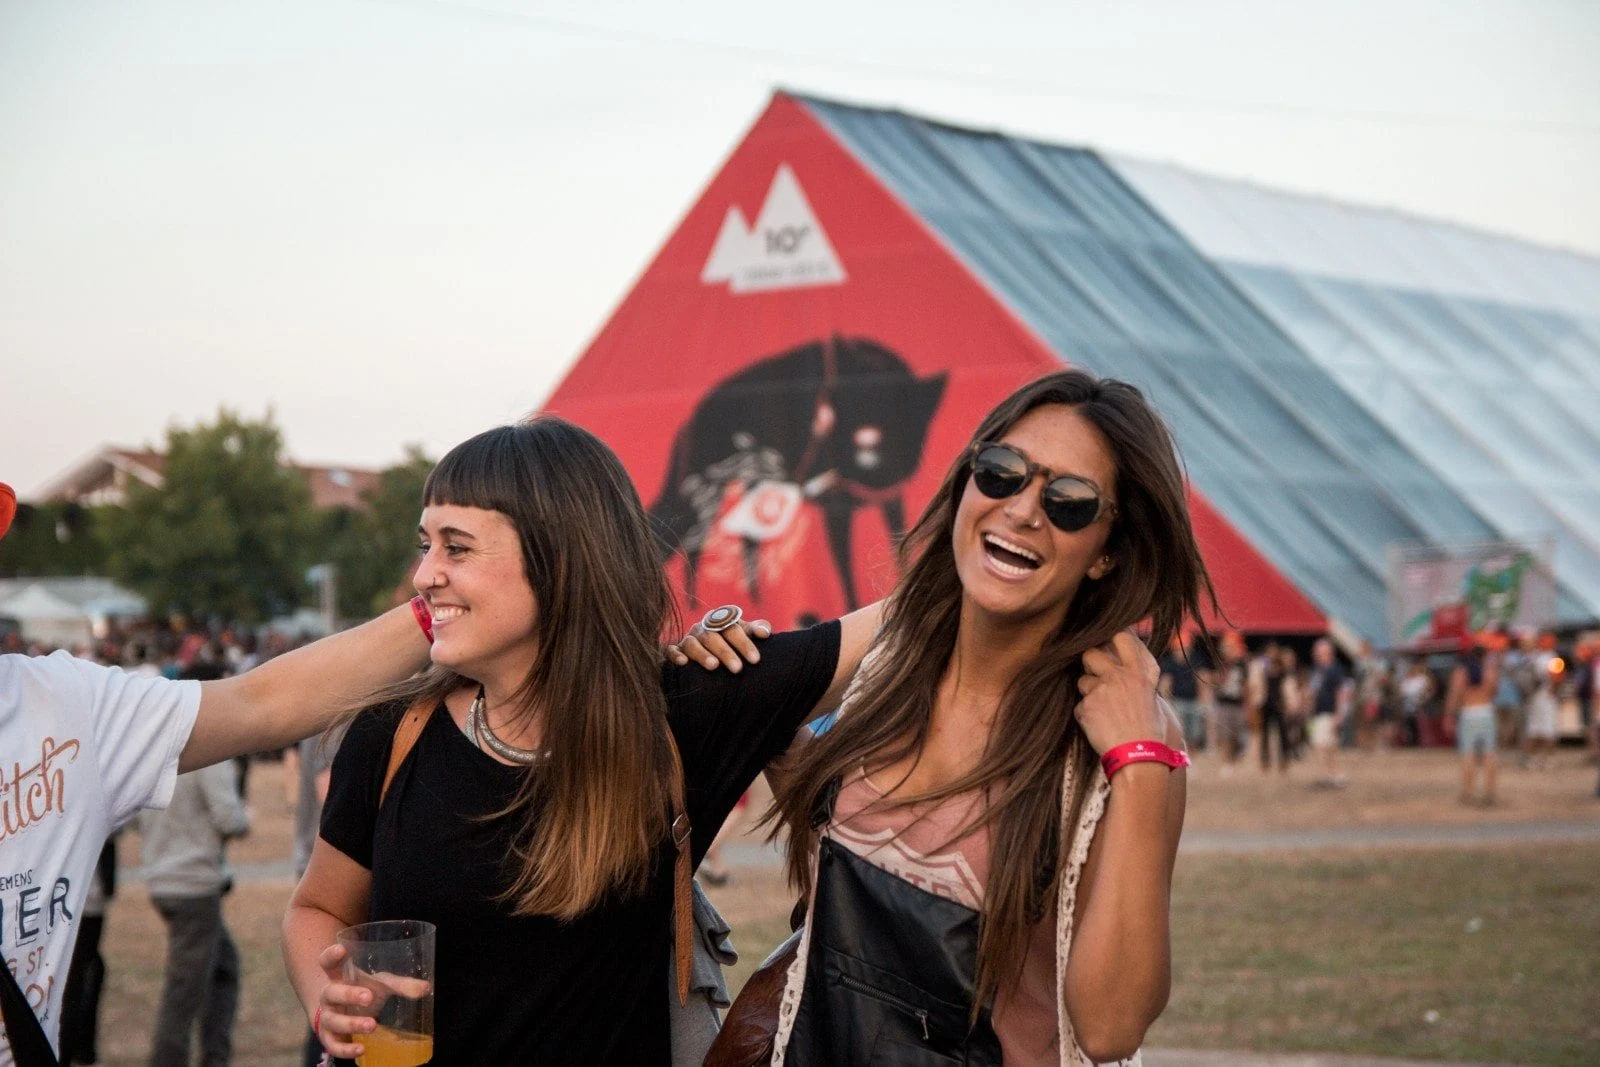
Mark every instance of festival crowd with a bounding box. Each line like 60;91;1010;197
1159;629;1600;792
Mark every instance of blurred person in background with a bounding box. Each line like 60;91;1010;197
1306;638;1352;787
1280;647;1308;766
57;838;117;1066
1401;655;1440;748
1356;652;1395;749
1159;631;1209;753
1504;630;1541;750
139;764;250;1067
1248;641;1279;770
1577;638;1597;739
1522;646;1560;770
218;630;246;675
292;723;348;1067
1493;656;1525;755
125;642;164;680
1447;642;1501;806
1209;631;1250;770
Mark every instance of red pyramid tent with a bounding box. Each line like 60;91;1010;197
543;93;1325;635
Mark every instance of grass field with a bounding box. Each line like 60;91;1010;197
82;749;1600;1065
703;843;1600;1067
1159;844;1599;1066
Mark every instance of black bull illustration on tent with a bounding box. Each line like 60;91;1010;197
651;336;947;610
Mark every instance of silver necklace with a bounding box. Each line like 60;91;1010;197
468;685;545;765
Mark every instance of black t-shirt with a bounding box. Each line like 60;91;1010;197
1310;664;1347;717
1262;662;1285;715
1158;650;1203;701
319;621;840;1066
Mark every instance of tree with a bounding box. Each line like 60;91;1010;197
318;446;434;617
104;410;317;622
0;502;116;578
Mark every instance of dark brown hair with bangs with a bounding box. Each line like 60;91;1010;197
368;416;679;919
768;369;1216;1013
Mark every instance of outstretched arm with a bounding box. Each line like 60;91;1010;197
182;605;430;772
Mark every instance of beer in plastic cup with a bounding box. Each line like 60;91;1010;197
336;920;435;1067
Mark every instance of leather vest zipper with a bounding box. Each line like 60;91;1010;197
789;838;1001;1063
836;972;931;1040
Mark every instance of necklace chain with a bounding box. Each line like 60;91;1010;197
469;686;545;765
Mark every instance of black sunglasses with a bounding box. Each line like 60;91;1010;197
968;442;1118;533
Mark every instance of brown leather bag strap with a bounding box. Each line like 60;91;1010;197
665;728;693;1007
380;698;435;809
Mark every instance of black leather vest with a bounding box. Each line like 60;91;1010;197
786;837;1003;1065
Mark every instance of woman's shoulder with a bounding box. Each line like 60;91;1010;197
339;698;419;752
661;619;841;706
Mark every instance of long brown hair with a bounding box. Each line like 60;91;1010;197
769;370;1216;1010
368;417;679;919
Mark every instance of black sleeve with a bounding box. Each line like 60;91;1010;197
318;703;405;870
664;620;841;860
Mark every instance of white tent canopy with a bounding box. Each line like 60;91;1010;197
0;583;95;647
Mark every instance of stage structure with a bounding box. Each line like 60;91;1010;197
540;93;1600;644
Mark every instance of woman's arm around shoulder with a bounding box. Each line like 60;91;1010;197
667;599;884;723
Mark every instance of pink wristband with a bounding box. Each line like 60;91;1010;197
409;595;434;644
1101;739;1190;778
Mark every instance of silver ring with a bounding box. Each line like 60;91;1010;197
701;605;743;633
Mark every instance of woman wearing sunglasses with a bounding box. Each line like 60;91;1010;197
758;369;1213;1066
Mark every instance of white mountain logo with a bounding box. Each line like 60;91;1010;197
701;164;847;293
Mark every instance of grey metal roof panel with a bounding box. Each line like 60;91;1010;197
1107;153;1600;621
799;94;1556;638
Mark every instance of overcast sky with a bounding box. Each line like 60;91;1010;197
3;0;1597;495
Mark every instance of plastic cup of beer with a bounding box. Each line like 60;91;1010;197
336;920;435;1067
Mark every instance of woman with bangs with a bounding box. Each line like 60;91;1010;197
756;369;1213;1066
282;417;881;1065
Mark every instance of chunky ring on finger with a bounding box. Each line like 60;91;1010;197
701;605;743;633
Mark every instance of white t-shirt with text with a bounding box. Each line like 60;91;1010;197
1;652;199;1062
